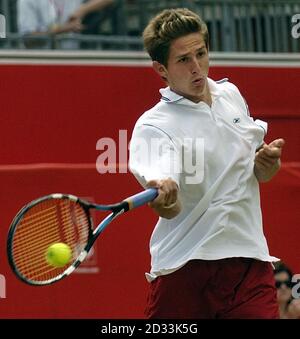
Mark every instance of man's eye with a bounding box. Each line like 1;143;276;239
179;57;187;63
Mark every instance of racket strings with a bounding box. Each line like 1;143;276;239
11;198;90;283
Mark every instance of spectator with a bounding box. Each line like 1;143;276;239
274;261;294;319
17;0;115;49
80;0;121;49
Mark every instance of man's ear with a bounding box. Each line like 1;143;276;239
153;61;168;82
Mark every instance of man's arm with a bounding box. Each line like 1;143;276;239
146;178;181;219
254;138;285;182
21;20;84;48
68;0;115;22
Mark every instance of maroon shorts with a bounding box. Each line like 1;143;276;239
145;258;279;319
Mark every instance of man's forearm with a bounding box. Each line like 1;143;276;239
71;0;114;19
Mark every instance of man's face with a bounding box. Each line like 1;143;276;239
154;32;210;103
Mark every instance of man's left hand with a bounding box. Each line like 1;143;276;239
254;138;285;182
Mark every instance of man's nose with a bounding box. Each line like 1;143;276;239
191;58;201;74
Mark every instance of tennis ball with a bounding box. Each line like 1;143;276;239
46;242;72;267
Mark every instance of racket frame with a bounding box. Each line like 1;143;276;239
7;188;157;286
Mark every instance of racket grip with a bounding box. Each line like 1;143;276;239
126;188;158;210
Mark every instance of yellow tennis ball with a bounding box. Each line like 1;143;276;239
46;242;72;267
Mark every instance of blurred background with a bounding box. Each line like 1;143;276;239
0;0;299;319
0;0;299;51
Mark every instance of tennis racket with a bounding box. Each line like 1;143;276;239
7;188;158;286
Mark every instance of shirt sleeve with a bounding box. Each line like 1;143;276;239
129;124;181;189
254;119;268;136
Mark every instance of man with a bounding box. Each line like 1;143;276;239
129;8;285;319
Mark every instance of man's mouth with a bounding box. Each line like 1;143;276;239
192;77;205;86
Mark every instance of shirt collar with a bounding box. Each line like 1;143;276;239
208;77;223;98
159;87;183;103
159;77;223;104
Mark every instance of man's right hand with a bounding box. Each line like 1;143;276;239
146;178;181;219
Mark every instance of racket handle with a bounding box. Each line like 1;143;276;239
125;188;158;210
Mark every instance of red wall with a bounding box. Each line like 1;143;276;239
0;61;299;318
1;64;299;164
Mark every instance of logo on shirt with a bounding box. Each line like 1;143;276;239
233;118;241;124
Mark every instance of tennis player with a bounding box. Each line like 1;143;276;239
129;8;285;318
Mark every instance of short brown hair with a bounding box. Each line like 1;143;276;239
143;8;209;67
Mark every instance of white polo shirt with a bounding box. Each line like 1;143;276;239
129;78;279;282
